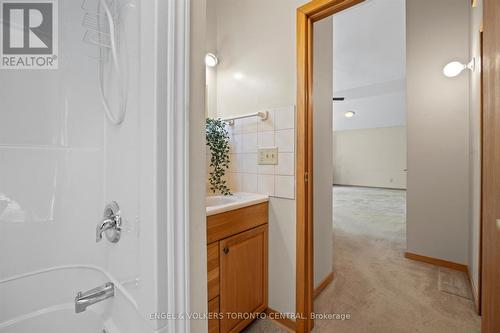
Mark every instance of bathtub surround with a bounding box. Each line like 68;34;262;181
227;106;296;200
0;1;193;332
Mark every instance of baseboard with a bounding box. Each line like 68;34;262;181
314;272;334;299
333;184;406;191
466;267;481;315
404;252;468;272
265;308;296;331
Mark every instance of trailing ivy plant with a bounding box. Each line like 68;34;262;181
206;118;232;195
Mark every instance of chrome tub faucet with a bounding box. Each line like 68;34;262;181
75;282;115;314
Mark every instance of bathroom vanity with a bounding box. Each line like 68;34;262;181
206;193;269;333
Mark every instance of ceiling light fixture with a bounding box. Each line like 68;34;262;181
443;58;475;78
233;72;244;80
344;111;356;118
205;53;219;67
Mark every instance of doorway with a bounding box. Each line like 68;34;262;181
295;0;486;332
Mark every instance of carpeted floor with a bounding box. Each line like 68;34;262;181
244;186;480;333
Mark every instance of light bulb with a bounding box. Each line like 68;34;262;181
344;111;356;118
205;53;218;67
233;72;244;80
443;61;466;77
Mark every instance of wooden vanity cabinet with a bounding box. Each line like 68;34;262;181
207;202;268;333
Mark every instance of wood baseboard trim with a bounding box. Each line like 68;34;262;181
466;267;481;315
313;272;334;299
404;252;467;272
265;308;296;331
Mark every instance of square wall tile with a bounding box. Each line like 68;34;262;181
258;164;275;175
275;106;295;130
241;154;258;173
275;175;295;199
276;129;295;153
258;175;275;195
241;173;258;193
232;119;245;134
241;133;258;153
231;134;243;153
241;117;258;133
223;106;296;197
258;131;275;148
275;153;294;176
228;172;242;192
225;122;234;136
229;154;243;173
258;110;275;132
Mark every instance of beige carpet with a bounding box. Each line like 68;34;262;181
244;186;480;333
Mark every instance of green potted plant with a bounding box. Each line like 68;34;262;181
206;118;232;195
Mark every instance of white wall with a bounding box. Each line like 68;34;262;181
313;17;334;288
333;127;407;189
212;0;305;315
406;0;470;264
206;0;218;119
468;0;483;304
216;0;305;118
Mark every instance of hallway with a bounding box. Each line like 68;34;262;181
245;186;480;332
315;186;479;332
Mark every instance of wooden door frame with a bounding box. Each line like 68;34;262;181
481;0;500;329
478;29;484;316
295;1;365;332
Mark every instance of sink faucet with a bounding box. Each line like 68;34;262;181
75;282;114;314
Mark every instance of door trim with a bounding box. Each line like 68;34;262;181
477;29;484;316
295;1;365;332
153;1;191;331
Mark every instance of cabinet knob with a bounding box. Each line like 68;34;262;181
223;247;229;254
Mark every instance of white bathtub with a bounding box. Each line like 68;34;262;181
206;192;269;216
0;267;151;333
0;307;107;333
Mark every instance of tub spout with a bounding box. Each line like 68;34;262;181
75;282;114;314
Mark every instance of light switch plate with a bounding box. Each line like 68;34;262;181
258;148;278;165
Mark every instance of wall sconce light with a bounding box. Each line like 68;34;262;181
443;58;475;77
344;111;356;118
205;53;219;67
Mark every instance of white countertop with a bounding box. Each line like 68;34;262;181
206;192;269;216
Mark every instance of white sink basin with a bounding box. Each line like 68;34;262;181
206;192;269;216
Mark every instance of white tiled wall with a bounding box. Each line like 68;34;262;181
227;106;295;199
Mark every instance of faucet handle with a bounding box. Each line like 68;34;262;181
96;202;122;243
96;218;116;242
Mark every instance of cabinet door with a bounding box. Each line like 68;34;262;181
207;242;220;301
208;297;220;333
219;225;268;333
